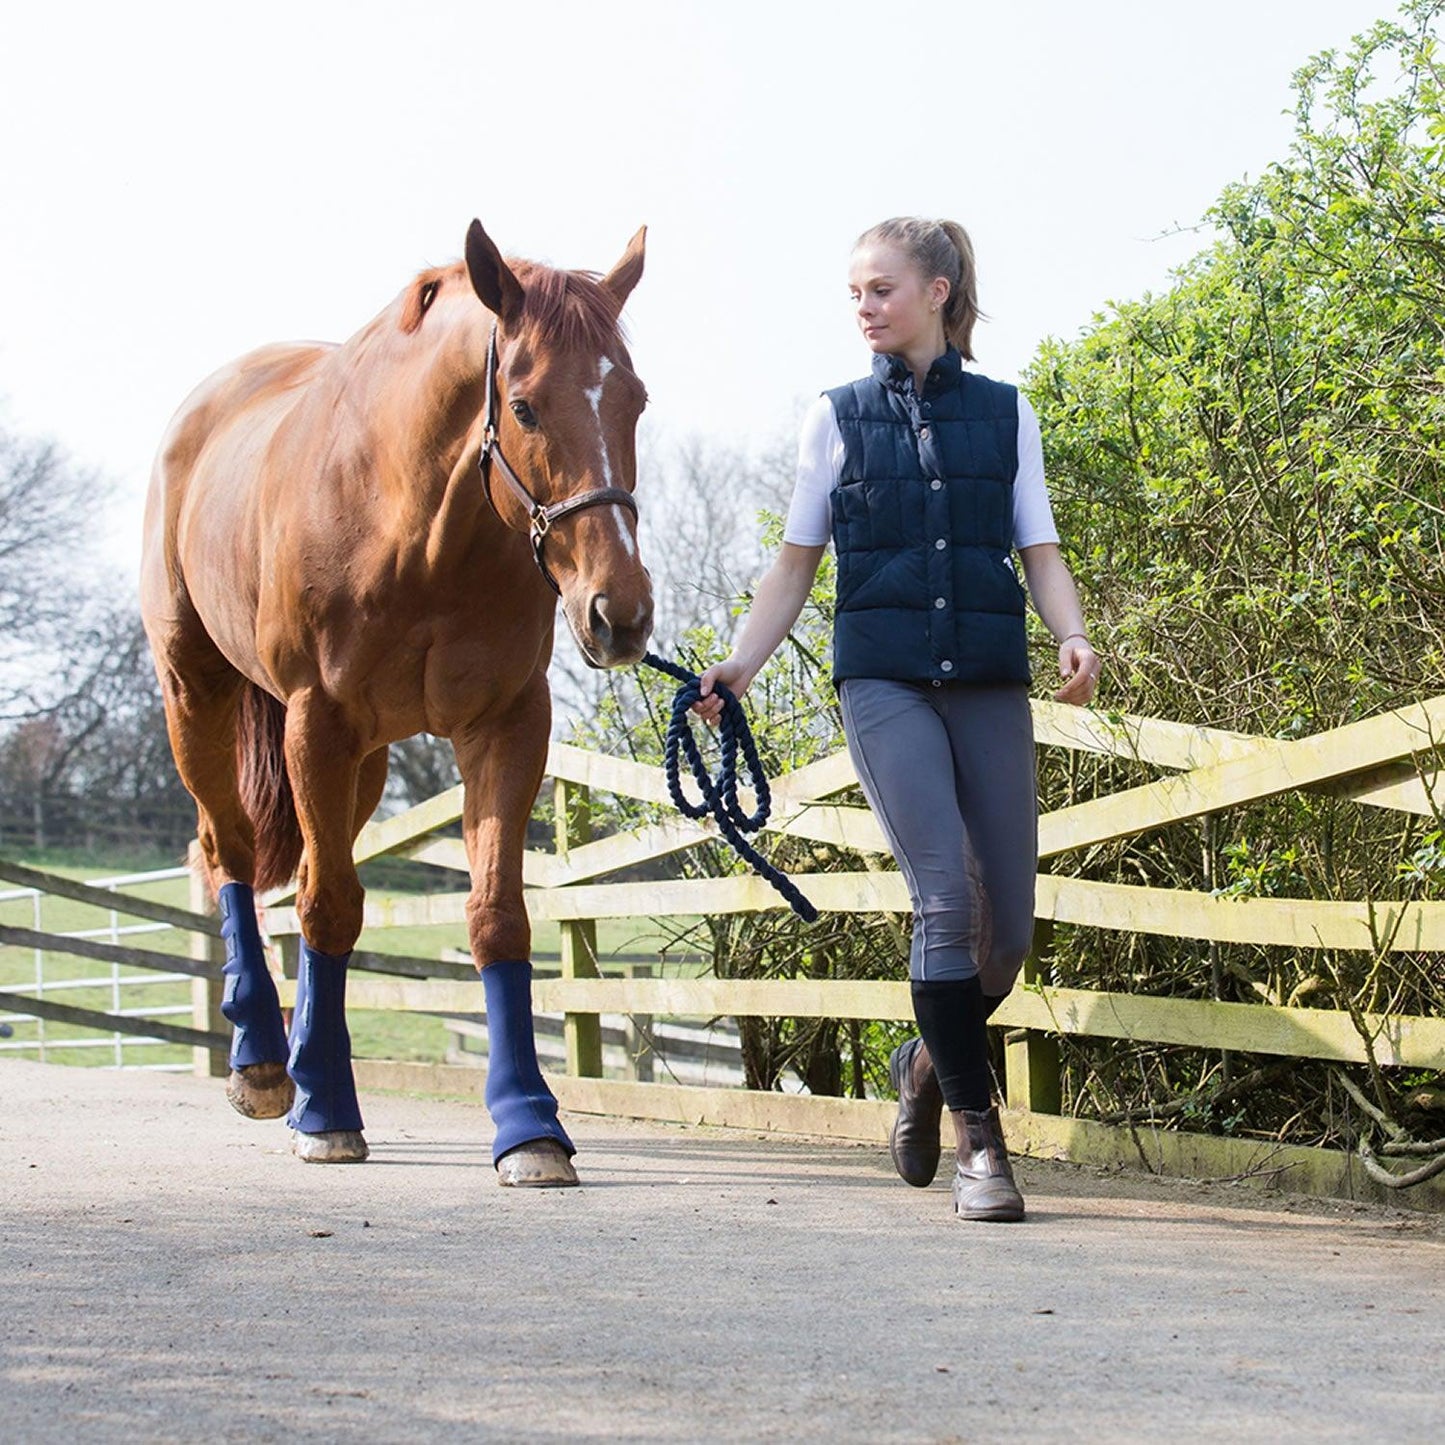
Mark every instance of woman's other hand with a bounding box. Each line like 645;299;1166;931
1054;637;1100;705
1017;545;1098;708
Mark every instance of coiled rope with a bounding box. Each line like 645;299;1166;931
640;653;818;923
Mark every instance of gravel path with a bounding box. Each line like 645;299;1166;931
2;1059;1439;1442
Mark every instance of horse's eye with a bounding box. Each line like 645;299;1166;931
510;399;538;430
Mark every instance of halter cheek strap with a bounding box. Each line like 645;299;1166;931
478;324;639;596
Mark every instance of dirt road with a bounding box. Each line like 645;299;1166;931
2;1060;1439;1441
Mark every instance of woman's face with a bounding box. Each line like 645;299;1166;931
848;244;947;357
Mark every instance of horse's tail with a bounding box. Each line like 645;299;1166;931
236;683;303;894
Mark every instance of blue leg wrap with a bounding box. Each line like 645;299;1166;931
482;960;575;1163
217;882;289;1070
285;941;364;1134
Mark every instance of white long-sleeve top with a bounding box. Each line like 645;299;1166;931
782;389;1059;550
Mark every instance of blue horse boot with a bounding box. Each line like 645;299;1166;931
483;959;578;1187
217;882;294;1120
286;940;367;1163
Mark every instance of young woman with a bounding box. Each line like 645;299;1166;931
694;217;1100;1222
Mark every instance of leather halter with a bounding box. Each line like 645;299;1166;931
478;324;639;595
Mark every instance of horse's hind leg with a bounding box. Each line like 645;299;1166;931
281;688;372;1164
152;640;293;1119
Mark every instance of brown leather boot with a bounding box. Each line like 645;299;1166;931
951;1104;1025;1222
887;1036;943;1187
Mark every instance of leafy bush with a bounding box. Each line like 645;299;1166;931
1023;2;1445;1144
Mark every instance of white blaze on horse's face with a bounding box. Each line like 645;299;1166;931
533;342;651;669
582;356;638;563
583;355;613;423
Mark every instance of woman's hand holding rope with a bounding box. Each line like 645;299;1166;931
644;652;817;923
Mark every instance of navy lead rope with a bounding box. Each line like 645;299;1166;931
641;653;818;923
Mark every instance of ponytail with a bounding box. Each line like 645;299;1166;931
935;220;980;361
854;216;982;361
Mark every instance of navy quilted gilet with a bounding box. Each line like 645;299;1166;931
826;347;1030;685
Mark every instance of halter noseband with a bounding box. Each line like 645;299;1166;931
478;324;639;595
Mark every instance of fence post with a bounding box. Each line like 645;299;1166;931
187;841;227;1079
1003;917;1062;1114
623;962;654;1082
554;778;602;1078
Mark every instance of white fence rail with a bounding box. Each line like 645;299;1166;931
0;865;193;1069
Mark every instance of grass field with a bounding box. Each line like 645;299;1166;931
1;857;707;1070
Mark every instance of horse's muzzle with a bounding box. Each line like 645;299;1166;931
579;590;654;668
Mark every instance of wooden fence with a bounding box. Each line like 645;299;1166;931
0;858;228;1068
258;692;1445;1206
4;690;1444;1206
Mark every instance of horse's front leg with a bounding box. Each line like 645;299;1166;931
282;687;369;1164
453;681;578;1188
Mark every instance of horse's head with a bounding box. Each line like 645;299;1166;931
464;220;654;668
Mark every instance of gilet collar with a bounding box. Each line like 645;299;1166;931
872;344;964;398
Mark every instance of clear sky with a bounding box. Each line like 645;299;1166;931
0;0;1399;578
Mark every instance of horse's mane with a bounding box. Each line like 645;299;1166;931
510;260;625;351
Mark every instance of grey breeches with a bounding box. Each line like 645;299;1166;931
839;678;1037;990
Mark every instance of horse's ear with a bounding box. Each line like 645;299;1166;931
465;219;525;326
600;226;646;310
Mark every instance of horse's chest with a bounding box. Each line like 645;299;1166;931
414;625;548;734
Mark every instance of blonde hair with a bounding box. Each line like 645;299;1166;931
854;216;981;361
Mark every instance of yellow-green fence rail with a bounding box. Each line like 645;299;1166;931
255;693;1445;1204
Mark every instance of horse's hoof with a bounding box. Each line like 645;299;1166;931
292;1129;369;1164
496;1139;579;1188
226;1062;295;1120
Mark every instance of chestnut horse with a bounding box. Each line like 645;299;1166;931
140;221;653;1185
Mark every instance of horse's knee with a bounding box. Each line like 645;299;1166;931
297;872;365;956
466;896;530;967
